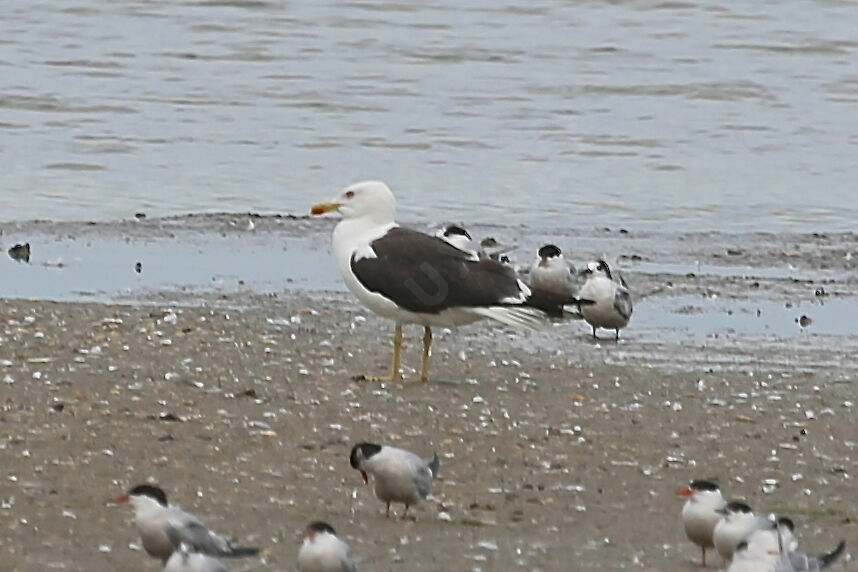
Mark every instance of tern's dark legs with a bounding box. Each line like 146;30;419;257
615;328;620;340
700;546;706;567
591;326;597;338
420;326;432;383
385;502;391;518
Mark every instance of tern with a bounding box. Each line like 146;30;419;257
677;479;727;567
435;224;480;261
713;501;769;563
349;442;440;519
524;244;591;317
578;259;633;339
113;484;259;564
297;521;357;572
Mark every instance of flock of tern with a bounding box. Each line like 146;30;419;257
678;479;845;570
114;441;439;571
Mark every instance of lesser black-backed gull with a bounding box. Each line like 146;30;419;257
578;259;633;339
311;181;543;382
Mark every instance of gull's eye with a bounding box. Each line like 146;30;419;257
345;190;355;199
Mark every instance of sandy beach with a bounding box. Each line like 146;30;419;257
1;218;857;571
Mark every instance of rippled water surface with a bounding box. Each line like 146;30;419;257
2;0;857;230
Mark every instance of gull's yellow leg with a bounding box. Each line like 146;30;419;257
358;323;404;382
420;326;432;382
390;323;404;381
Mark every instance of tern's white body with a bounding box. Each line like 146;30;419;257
351;443;439;517
163;545;228;572
579;273;632;332
747;524;799;556
728;539;779;572
529;253;576;299
130;494;181;562
714;508;767;561
297;530;357;572
364;446;435;508
681;488;727;555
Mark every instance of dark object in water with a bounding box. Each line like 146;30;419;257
8;243;30;263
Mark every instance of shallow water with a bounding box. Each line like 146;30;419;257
0;232;341;300
3;218;855;345
2;0;857;231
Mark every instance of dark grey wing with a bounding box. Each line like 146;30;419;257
818;540;846;569
783;540;847;571
166;508;259;558
351;227;526;314
343;548;358;572
166;519;232;556
410;452;438;499
783;551;819;571
414;463;434;499
613;287;633;321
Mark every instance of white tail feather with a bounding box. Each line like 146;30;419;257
470;305;546;331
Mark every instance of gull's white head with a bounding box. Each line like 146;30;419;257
311;180;396;224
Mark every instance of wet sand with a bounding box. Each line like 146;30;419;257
1;218;857;570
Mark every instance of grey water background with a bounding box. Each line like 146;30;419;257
2;0;857;231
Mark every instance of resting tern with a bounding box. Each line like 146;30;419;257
112;484;259;564
524;244;592;317
297;521;357;572
436;224;515;263
349;442;440;519
676;479;727;567
578;259;633;339
713;501;769;562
